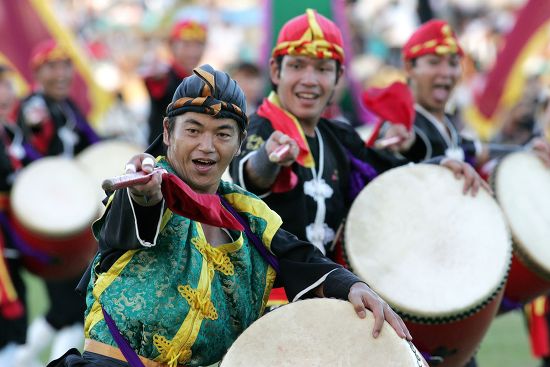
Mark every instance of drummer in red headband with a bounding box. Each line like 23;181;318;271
379;20;550;167
144;19;207;145
14;39;100;367
0;67;41;366
230;10;488;260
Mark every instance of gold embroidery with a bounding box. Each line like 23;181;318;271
246;134;264;151
153;334;192;367
153;244;215;365
191;237;234;276
178;284;218;320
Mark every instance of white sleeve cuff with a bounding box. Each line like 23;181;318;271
291;268;339;302
126;188;164;248
238;150;272;198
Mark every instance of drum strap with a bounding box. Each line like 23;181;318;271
102;306;146;367
219;195;280;273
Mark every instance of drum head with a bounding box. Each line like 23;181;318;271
345;164;511;320
10;157;99;237
76;140;144;204
221;298;424;367
494;152;550;275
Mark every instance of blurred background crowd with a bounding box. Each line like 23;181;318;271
3;0;549;146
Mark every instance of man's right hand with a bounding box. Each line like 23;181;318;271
264;131;300;166
125;153;163;206
379;124;415;153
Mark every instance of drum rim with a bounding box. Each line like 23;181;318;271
491;152;550;281
344;164;513;324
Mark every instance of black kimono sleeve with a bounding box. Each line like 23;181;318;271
92;189;165;273
270;228;362;302
327;119;407;173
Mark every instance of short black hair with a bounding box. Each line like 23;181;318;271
228;61;262;78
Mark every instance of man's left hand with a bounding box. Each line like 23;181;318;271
348;282;412;340
530;137;550;167
440;158;492;196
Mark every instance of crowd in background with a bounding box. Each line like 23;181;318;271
21;0;547;148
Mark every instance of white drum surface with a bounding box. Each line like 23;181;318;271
11;157;98;237
221;298;423;367
345;164;511;318
76;140;144;203
494;152;550;273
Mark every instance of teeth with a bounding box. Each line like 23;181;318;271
195;159;214;164
297;93;317;99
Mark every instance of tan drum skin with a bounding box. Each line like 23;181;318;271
491;152;550;307
342;164;511;367
221;298;427;367
10;157;99;279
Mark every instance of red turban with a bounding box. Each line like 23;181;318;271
402;19;463;61
170;20;207;43
30;39;70;70
272;8;344;64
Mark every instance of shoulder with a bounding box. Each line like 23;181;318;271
219;180;282;225
319;118;364;150
243;113;275;150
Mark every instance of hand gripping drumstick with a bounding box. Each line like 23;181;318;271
101;168;166;192
269;144;290;162
374;136;404;149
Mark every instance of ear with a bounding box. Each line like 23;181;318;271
269;57;281;86
337;64;345;82
162;117;170;146
403;59;415;76
235;130;247;156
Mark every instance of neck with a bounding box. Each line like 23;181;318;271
299;119;318;137
417;103;445;123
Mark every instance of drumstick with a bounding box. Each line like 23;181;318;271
269;144;290;162
374;136;404;149
101;169;165;191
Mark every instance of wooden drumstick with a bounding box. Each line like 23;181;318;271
101;169;165;191
269;144;291;162
374;136;404;149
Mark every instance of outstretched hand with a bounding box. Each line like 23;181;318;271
348;282;412;341
125;153;163;206
264;131;300;166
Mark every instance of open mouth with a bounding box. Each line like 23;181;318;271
432;83;452;102
192;158;216;167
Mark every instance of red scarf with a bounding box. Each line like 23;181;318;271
256;92;314;192
161;172;244;232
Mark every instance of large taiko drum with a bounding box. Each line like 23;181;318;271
340;164;511;367
10;157;100;279
491;151;550;307
221;298;427;367
76;140;144;210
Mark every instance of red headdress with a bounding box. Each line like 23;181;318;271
402;19;463;61
170;20;207;43
30;39;70;70
272;8;344;63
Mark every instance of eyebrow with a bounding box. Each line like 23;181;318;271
183;118;203;127
183;118;236;131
